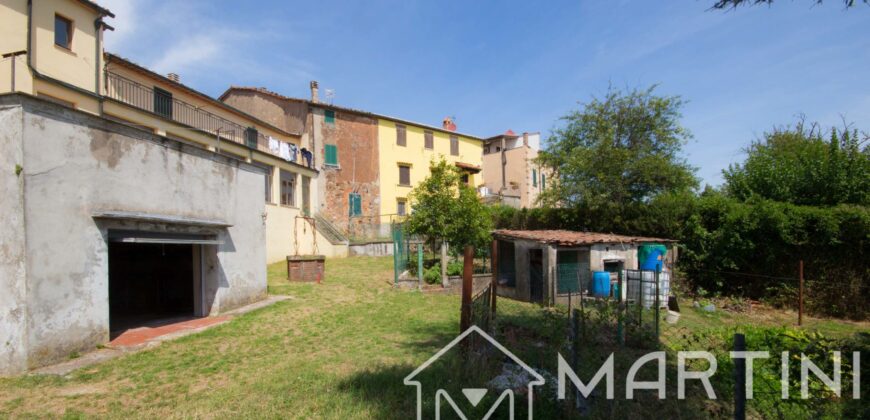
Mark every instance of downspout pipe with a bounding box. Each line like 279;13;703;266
26;0;104;100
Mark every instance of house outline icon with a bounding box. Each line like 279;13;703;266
403;325;546;420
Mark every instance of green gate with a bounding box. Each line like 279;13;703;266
392;222;409;285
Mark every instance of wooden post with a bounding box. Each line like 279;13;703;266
734;333;746;420
441;241;449;288
491;240;498;316
460;245;474;333
798;260;804;327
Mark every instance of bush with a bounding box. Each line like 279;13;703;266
423;264;441;285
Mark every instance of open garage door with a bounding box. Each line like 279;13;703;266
108;231;217;337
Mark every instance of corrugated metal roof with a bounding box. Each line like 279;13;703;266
493;229;676;246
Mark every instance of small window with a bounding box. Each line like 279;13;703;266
325;144;338;166
396;124;406;146
153;87;173;118
348;193;362;217
280;170;296;206
532;169;537;187
398;165;411;186
541;174;546;191
264;166;274;203
397;199;407;216
460;173;469;185
325;109;335;125
450;135;459;156
54;15;73;50
424;130;433;149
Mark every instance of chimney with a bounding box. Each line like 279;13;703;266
167;73;180;83
442;117;456;132
310;80;319;103
522;132;529;146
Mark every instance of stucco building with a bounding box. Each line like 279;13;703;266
221;85;485;240
0;0;338;374
481;131;547;208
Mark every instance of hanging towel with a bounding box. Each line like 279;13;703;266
268;136;280;154
279;142;292;161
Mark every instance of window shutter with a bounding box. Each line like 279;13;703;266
424;131;433;149
354;194;361;216
325;110;335;124
396;124;406;146
399;165;410;185
450;136;459;156
325;144;338;165
532;169;537;187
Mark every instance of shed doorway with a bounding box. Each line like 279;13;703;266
108;240;202;337
529;249;544;303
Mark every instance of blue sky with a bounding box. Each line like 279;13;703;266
100;0;870;186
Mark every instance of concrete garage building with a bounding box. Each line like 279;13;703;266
0;94;268;375
492;230;676;306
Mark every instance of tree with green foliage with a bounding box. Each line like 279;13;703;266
723;122;870;206
405;158;492;252
537;86;698;229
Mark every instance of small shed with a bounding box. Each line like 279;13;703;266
492;230;677;306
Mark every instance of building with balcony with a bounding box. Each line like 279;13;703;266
220;85;485;241
0;0;339;374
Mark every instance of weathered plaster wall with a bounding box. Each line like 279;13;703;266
311;107;381;233
220;90;307;135
0;95;267;373
0;105;29;375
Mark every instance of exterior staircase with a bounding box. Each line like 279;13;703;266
313;213;349;245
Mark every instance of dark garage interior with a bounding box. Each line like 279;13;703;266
108;241;198;336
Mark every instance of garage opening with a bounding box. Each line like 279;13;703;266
107;231;217;337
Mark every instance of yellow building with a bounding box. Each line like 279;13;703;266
376;117;484;224
0;0;345;262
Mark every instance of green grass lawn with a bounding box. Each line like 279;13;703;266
0;257;865;419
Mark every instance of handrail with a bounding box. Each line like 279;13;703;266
105;71;279;156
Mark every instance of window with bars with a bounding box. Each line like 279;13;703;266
424;130;434;149
398;165;411;186
450;135;459;156
396;124;406;146
325;144;338;166
280;170;296;207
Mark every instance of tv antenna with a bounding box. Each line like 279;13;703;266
324;89;336;105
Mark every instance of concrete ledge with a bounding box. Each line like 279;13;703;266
27;295;292;377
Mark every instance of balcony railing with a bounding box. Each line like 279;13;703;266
105;72;309;166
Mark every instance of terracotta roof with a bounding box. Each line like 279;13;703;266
220;86;484;141
455;162;482;172
76;0;114;17
493;230;676;246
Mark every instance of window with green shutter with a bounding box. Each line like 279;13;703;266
532;169;538;187
541;174;546;190
325;109;335;125
348;193;362;217
325;144;338;166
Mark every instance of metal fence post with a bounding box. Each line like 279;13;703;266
734;333;746;420
655;270;660;342
417;244;423;291
491;240;498;317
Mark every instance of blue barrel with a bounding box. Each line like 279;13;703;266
592;271;611;297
